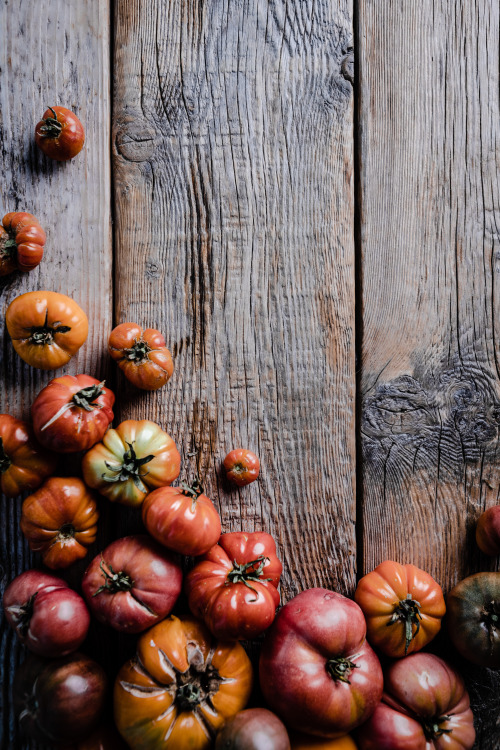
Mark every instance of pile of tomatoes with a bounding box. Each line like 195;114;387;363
2;107;500;750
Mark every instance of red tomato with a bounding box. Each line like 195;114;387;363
0;211;46;275
20;477;99;569
354;560;446;656
82;535;183;633
224;448;260;486
108;322;174;390
142;478;222;556
3;570;90;657
259;588;383;738
476;505;500;556
35;106;85;161
215;708;290;749
186;531;282;640
32;374;115;452
0;414;57;497
356;653;475;750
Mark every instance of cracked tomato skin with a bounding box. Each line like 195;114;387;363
355;653;475;750
82;535;182;633
114;615;253;750
354;561;446;657
186;532;282;640
108;322;174;391
35;106;85;161
82;419;181;507
0;414;57;497
0;212;46;276
259;588;383;738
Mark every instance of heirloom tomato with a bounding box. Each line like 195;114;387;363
0;211;46;276
82;535;182;633
82;419;180;506
108;322;174;390
35;106;85;161
446;572;500;667
356;653;475;750
20;477;99;569
14;653;106;745
66;723;129;750
114;615;253;750
186;531;282;640
290;734;357;750
3;569;90;657
259;588;383;738
476;505;500;556
6;290;88;369
32;374;115;452
354;560;445;656
0;414;56;497
142;478;221;556
223;449;260;486
215;708;290;750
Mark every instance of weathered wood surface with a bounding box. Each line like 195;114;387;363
358;0;500;745
0;1;112;748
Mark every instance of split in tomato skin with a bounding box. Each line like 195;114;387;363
224;448;260;486
35;106;85;161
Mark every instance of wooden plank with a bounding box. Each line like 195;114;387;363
0;2;112;747
358;0;500;745
113;0;356;601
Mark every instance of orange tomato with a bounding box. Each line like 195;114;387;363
0;212;46;276
108;322;174;391
35;106;85;161
0;414;57;497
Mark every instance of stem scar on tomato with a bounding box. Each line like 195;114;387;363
226;555;271;600
102;441;154;491
26;308;71;345
38;107;63;138
326;655;360;684
387;593;423;654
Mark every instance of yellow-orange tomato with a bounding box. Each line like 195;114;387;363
114;615;253;750
0;414;57;497
108;322;174;391
354;560;446;657
290;733;357;750
0;212;46;276
6;291;88;370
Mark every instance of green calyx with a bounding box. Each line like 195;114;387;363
180;478;204;510
226;554;271;600
72;382;106;411
38;107;63;138
0;438;12;473
326;656;359;684
1;237;17;260
123;339;151;363
421;715;452;740
387;593;422;654
101;441;154;491
174;647;223;712
93;559;133;596
28;308;71;346
482;600;500;630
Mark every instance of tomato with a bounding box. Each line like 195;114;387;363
476;505;500;556
64;723;129;750
82;535;182;633
20;477;99;569
215;708;290;750
114;615;253;750
142;478;221;556
6;290;89;370
354;560;446;656
355;653;475;750
259;588;383;738
0;211;46;276
35;106;85;161
224;449;260;486
32;374;115;452
14;653;106;744
446;572;500;667
82;419;181;506
0;414;57;497
3;569;90;657
108;322;174;391
186;531;282;640
290;734;357;750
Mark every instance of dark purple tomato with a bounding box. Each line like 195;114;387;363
215;708;291;749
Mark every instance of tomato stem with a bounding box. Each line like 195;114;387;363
10;593;38;636
38;107;63;138
0;438;12;473
28;308;71;345
93;559;134;595
101;441;154;491
226;555;271;600
122;339;151;363
72;381;106;411
326;656;359;684
180;477;204;510
421;715;452;739
481;600;500;631
387;593;422;654
175;661;223;711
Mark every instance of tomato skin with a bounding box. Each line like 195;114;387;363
186;532;282;640
354;560;446;657
476;505;500;556
108;322;174;390
82;535;183;633
356;653;475;750
3;570;90;657
6;290;89;370
114;615;253;750
224;449;260;486
290;734;358;750
82;419;180;507
0;212;46;275
64;723;129;750
446;572;500;667
32;374;115;452
215;708;290;750
259;588;383;738
142;479;222;556
35;106;85;161
20;477;99;569
0;414;57;497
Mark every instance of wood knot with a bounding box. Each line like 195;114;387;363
145;260;161;279
341;47;354;85
115;120;156;162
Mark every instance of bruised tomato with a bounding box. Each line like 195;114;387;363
0;212;46;276
0;414;56;497
108;322;174;390
35;106;85;161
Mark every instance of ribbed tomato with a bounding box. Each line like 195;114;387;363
35;106;85;161
108;322;174;390
0;414;57;497
0;212;46;275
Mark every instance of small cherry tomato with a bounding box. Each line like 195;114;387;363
476;505;500;556
35;106;85;161
142;478;222;556
32;374;115;452
108;322;174;391
215;708;290;750
0;212;46;276
0;414;57;497
224;449;260;486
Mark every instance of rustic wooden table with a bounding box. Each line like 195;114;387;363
1;1;499;748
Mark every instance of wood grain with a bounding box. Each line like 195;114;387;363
113;0;356;600
358;0;500;745
0;1;112;747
